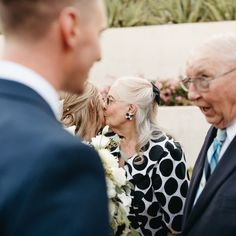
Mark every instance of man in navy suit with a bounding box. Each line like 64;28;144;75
0;0;109;235
181;34;236;236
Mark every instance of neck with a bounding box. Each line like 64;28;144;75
112;121;138;158
114;121;138;143
2;38;63;91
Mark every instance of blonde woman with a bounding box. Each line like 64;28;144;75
104;76;189;236
61;82;104;141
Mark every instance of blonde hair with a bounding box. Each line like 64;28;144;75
61;82;104;141
109;76;162;151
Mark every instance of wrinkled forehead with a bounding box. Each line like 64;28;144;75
186;51;227;77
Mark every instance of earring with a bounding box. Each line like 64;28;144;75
125;112;133;121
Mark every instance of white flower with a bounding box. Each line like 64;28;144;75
112;134;121;144
88;130;135;236
118;192;132;215
102;125;109;135
65;125;76;135
98;149;119;169
111;167;126;187
91;135;110;150
109;201;116;218
106;177;116;198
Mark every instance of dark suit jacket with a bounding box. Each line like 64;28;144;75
182;126;236;236
0;79;110;236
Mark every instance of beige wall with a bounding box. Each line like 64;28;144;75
158;106;210;168
89;21;236;88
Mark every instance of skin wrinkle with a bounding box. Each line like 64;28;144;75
187;55;236;129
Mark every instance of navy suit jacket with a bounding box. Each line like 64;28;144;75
0;79;110;236
182;126;236;236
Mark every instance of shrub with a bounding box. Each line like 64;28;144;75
154;79;193;106
105;0;236;27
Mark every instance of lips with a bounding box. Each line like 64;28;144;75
200;106;212;116
202;107;210;112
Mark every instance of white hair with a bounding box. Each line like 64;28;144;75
188;33;236;68
109;76;162;150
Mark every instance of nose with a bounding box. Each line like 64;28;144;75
188;83;201;101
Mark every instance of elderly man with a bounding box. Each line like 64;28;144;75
181;34;236;236
0;0;109;236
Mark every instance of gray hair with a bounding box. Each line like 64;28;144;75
188;33;236;70
109;76;162;151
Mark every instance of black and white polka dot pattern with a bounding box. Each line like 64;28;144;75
124;133;189;236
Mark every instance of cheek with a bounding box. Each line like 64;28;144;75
76;36;98;67
105;106;116;117
105;106;125;125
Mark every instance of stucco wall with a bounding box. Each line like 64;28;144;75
158;106;210;168
89;21;236;88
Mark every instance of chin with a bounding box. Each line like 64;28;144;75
66;81;86;94
207;117;227;129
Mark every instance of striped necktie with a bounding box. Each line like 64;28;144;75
194;129;227;205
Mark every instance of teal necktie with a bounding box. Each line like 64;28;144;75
194;129;227;205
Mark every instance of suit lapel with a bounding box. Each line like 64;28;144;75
183;127;236;234
0;79;56;119
182;126;216;234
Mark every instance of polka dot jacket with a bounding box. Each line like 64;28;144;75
124;132;189;236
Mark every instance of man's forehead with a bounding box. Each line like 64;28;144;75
186;57;220;75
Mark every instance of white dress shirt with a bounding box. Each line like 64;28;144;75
219;118;236;160
0;60;59;118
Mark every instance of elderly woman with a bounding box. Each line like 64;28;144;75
104;76;189;236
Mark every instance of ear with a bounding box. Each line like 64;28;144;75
128;104;137;115
58;7;81;49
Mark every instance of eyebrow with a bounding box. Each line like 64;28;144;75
107;95;115;99
190;69;212;78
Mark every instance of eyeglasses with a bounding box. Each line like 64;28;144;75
105;95;121;106
105;96;115;106
105;96;125;106
180;66;236;92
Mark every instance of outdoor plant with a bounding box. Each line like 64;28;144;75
204;0;236;21
105;0;236;27
155;79;193;106
147;0;206;24
105;0;150;27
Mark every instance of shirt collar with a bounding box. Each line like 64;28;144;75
226;118;236;143
0;60;60;118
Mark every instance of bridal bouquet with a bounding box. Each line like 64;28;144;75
91;126;138;236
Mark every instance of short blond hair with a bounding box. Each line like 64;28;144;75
0;0;101;39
